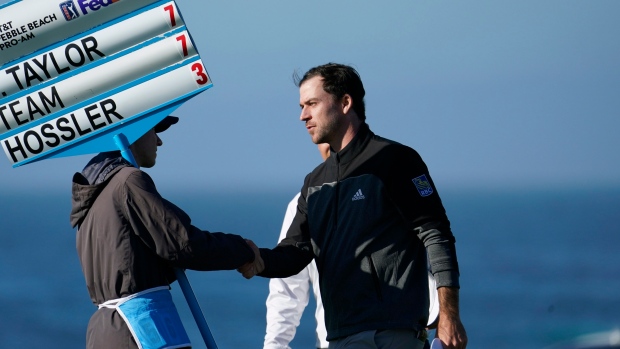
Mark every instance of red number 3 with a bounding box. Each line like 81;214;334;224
192;63;208;85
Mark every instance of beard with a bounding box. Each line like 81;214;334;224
311;113;342;145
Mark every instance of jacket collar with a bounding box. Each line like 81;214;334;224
70;152;132;228
332;123;372;165
82;151;131;185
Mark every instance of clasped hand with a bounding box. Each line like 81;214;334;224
237;239;264;279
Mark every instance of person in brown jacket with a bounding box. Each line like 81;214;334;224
70;116;258;349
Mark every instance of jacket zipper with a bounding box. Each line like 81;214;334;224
334;153;340;234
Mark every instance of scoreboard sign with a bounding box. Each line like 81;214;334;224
0;0;212;167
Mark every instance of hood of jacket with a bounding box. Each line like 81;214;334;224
70;152;131;228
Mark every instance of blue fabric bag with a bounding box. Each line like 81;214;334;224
100;286;191;349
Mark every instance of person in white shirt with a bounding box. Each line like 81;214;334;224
264;144;330;349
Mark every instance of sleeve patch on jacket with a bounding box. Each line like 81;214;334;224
412;174;433;197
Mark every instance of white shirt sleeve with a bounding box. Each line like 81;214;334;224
264;194;328;349
427;252;440;328
308;258;329;348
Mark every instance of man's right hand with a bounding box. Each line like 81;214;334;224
436;287;467;349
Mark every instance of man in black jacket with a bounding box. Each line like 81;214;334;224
240;63;467;349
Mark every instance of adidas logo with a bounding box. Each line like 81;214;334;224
352;189;365;201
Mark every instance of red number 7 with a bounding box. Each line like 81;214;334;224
164;4;176;27
176;34;188;56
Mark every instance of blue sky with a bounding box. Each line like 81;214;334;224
1;0;619;194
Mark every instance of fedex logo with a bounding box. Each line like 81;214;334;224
77;0;120;16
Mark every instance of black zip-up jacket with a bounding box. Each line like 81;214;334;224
259;124;460;340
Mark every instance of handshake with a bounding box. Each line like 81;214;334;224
237;239;265;279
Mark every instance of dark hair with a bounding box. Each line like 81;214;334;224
294;63;366;121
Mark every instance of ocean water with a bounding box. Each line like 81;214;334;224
0;187;619;348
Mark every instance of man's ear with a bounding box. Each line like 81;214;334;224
341;94;352;114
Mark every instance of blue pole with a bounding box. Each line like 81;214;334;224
174;269;219;349
113;134;138;167
113;133;219;349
